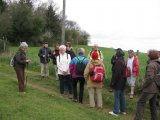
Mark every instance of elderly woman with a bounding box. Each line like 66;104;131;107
69;48;88;103
84;51;106;108
14;42;30;93
134;50;160;120
56;45;72;98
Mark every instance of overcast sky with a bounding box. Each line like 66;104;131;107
39;0;160;52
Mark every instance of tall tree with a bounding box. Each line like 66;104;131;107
0;0;7;13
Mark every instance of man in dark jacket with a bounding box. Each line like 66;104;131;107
134;50;160;120
109;48;126;116
38;42;51;79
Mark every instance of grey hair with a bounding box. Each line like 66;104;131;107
59;45;66;51
78;48;85;54
19;42;28;48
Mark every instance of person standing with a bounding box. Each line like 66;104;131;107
127;50;140;98
51;43;60;80
134;50;160;120
109;48;126;116
38;42;52;79
57;45;72;98
69;48;88;103
66;42;76;60
87;44;104;61
84;51;106;108
14;42;30;93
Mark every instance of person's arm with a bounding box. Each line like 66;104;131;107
38;48;43;57
69;58;75;74
84;62;91;81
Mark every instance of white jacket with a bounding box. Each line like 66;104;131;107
56;53;71;75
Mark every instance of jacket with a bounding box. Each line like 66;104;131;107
69;55;88;78
14;49;27;69
38;47;52;64
143;59;160;93
50;50;59;65
84;59;106;88
112;56;126;90
66;49;76;60
57;53;71;75
127;55;140;76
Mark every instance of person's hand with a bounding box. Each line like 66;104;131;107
62;71;67;75
42;55;45;57
26;59;31;63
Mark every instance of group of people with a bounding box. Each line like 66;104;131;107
13;41;160;120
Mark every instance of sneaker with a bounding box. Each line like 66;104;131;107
69;95;73;99
109;111;118;116
72;99;78;102
130;94;133;99
121;112;126;115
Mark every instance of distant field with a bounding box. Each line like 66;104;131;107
0;45;152;120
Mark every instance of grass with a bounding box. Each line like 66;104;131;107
0;45;154;120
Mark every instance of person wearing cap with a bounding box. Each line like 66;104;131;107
14;42;30;93
57;45;72;98
87;44;104;61
127;49;140;98
108;48;127;116
38;42;52;79
69;48;88;103
84;51;106;108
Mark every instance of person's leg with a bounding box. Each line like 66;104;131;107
113;90;120;114
54;65;58;80
134;93;154;120
72;78;78;101
58;75;65;94
65;75;72;94
15;67;25;92
88;87;95;107
120;90;126;113
149;94;158;120
130;75;136;98
46;63;49;77
79;77;85;103
41;63;45;77
96;88;102;108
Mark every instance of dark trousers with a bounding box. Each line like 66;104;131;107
58;75;72;94
14;67;25;92
72;77;85;103
134;92;158;120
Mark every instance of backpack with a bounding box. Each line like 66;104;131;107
154;64;160;88
10;55;16;67
75;57;86;75
90;64;104;82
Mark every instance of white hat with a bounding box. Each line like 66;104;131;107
19;42;28;48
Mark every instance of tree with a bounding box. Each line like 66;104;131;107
0;0;7;13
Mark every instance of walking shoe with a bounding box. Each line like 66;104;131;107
109;111;118;116
72;99;78;102
69;95;73;99
130;94;134;99
120;112;126;115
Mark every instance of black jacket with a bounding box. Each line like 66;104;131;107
50;50;59;65
66;49;76;60
14;49;27;68
38;47;52;64
112;56;126;90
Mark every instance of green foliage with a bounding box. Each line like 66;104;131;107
0;0;7;13
0;39;10;53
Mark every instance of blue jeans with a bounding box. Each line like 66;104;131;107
113;90;126;114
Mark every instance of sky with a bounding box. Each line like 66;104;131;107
38;0;160;53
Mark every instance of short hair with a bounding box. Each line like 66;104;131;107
78;48;85;54
59;45;66;51
66;42;72;47
148;50;159;60
19;42;28;48
128;49;134;54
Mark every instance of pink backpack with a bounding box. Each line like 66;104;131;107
90;64;104;82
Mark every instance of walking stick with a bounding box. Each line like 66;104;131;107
25;63;28;89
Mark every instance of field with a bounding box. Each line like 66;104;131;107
0;45;153;120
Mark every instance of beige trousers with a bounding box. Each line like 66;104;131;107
41;63;49;77
88;87;102;108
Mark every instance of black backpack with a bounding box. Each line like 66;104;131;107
154;63;160;88
75;57;86;75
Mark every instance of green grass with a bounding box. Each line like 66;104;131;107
0;46;153;120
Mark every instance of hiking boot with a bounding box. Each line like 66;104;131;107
109;111;118;116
